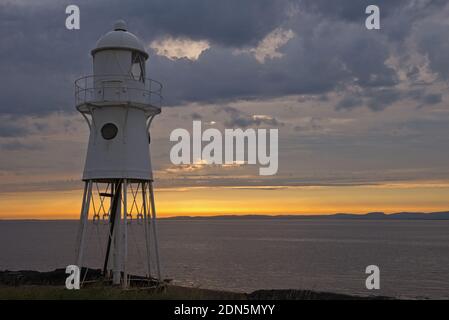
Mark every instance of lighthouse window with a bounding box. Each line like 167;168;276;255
101;123;118;140
131;52;145;82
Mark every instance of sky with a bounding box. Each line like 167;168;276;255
1;0;449;218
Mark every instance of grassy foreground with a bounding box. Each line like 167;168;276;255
0;284;245;300
0;284;392;300
0;269;392;300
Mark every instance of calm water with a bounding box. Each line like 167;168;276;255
0;219;448;299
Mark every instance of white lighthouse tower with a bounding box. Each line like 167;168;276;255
74;20;162;288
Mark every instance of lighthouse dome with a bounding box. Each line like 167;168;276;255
91;20;148;59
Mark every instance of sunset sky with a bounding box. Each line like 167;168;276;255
2;0;449;219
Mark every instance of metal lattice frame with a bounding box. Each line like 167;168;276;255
75;179;161;288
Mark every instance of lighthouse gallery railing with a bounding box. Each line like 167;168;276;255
75;74;163;110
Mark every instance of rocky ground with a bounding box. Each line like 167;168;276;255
0;269;392;300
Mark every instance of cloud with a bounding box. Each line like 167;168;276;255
0;140;42;151
365;89;402;112
0;122;30;138
336;88;443;111
150;37;210;61
336;95;363;111
3;0;449;196
293;116;355;134
161;159;246;174
0;0;291;114
421;93;442;105
0;0;448;116
415;19;449;80
300;0;415;23
236;28;294;63
221;106;283;128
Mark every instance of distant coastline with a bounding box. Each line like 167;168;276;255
1;211;449;221
163;211;449;221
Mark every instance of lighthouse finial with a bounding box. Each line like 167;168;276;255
114;20;127;31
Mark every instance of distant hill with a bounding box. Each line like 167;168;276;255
164;211;449;220
328;211;449;220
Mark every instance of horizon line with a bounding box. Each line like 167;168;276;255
1;210;449;221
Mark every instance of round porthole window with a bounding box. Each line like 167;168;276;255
101;123;118;140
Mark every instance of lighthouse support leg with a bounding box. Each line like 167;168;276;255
149;181;162;280
112;186;122;285
122;179;128;288
75;181;88;265
142;182;152;278
76;180;92;270
102;181;122;284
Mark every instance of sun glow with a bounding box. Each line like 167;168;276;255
1;183;449;219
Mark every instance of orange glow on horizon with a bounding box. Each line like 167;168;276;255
1;183;449;219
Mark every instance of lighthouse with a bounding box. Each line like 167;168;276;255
74;20;162;288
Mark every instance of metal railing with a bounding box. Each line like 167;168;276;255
75;74;163;110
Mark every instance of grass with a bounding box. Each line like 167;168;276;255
0;284;246;300
0;285;391;300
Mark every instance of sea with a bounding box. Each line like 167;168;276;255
0;219;448;299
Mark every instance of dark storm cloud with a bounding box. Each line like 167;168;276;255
365;89;402;112
0;0;291;116
124;0;292;47
422;93;442;105
299;0;446;32
336;95;363;111
337;88;443;111
225;116;284;128
153;15;398;106
0;2;93;116
221;106;283;128
0;0;448;117
0;121;29;137
0;140;42;151
415;20;449;80
0;115;51;137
